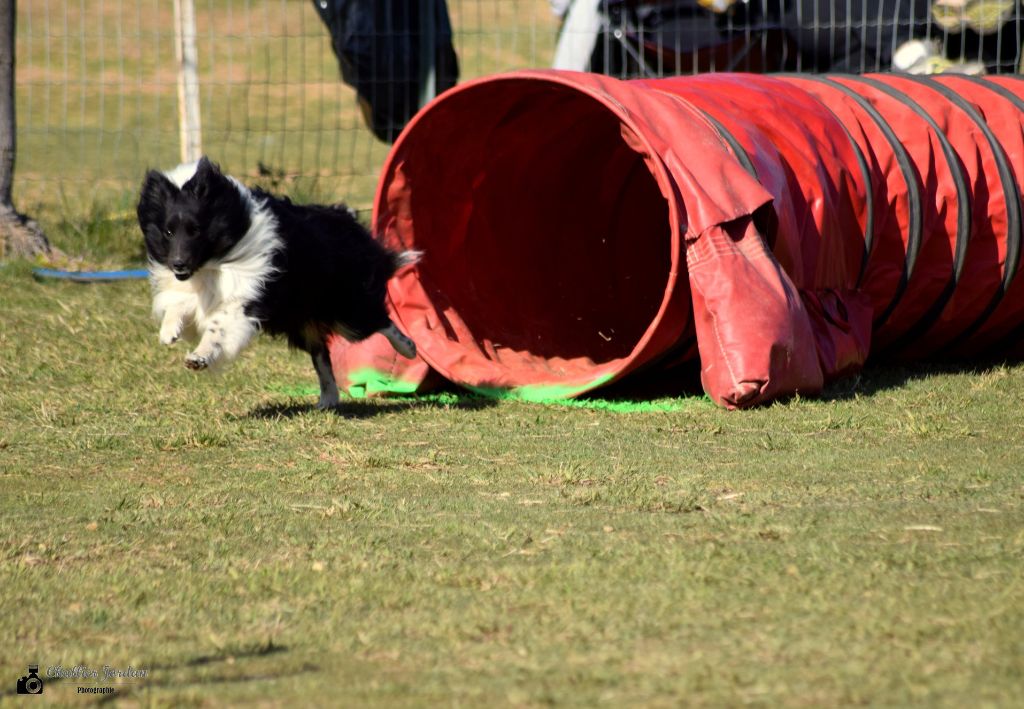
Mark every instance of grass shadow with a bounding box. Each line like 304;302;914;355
252;353;1024;416
0;643;309;702
574;352;1024;406
823;353;1023;401
184;641;289;668
104;642;315;704
244;389;499;420
578;360;705;404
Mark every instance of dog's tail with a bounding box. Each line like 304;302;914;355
381;321;417;359
381;251;420;359
393;249;423;270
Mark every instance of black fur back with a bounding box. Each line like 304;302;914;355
244;190;402;349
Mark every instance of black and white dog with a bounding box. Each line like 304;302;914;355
137;157;418;409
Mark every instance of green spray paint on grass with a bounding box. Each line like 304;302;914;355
272;370;698;413
343;368;423;398
464;374;617;403
541;397;699;413
462;375;702;411
269;368;421;399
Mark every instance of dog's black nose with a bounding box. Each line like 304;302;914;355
170;260;191;280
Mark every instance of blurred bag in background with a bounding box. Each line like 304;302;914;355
554;0;1024;76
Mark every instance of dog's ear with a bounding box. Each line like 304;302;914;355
187;157;251;244
185;156;229;201
195;155;220;178
137;169;177;231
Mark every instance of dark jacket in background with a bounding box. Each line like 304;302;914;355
312;0;459;142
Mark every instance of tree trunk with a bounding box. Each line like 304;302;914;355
0;0;51;260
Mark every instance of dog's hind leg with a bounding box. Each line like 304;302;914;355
310;344;341;410
380;321;417;359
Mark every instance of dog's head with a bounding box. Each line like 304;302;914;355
137;157;251;281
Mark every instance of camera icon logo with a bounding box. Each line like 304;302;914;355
16;664;44;695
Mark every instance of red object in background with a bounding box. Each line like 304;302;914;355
329;71;1024;408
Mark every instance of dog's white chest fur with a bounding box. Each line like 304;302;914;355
150;263;254;341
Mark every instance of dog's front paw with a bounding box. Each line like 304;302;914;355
159;325;181;345
184;352;209;370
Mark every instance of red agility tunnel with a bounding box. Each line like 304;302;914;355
329;71;1024;408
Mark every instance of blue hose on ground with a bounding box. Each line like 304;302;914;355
33;268;148;282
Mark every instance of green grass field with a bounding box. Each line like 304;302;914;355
2;230;1024;705
4;1;1024;705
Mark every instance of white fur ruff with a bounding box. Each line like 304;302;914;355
149;163;282;370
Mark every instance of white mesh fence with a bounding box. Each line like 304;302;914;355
15;0;558;214
14;0;1024;216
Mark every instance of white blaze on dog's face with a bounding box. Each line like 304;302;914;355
137;157;251;281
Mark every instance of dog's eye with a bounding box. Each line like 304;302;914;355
164;228;172;239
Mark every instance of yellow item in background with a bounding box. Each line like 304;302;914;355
931;0;1017;35
696;0;738;14
892;38;987;74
